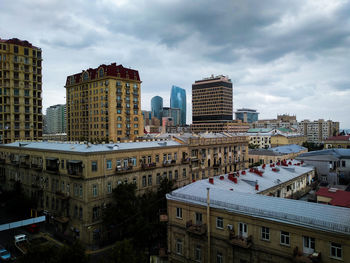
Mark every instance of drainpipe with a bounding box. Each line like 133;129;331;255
207;187;210;263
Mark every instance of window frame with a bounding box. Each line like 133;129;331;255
280;231;290;246
176;207;183;219
216;217;224;229
261;226;270;241
330;242;342;259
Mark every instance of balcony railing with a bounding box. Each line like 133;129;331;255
141;163;156;170
186;220;206;236
162;160;176;167
116;166;133;173
228;233;252;248
181;158;190;164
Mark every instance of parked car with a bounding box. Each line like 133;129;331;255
0;245;11;261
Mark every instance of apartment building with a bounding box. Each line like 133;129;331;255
271;133;306;147
65;63;143;142
324;135;350;149
46;104;66;134
251;114;297;130
248;144;308;166
0;38;43;143
167;180;350;263
298;119;339;144
0;132;248;245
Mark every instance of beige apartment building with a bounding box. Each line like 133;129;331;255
167;182;350;263
298;119;339;144
0;132;248;245
65;63;144;142
0;38;43;143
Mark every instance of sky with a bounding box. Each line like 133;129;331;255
1;0;350;128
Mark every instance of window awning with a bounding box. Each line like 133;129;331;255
68;160;82;164
46;157;58;161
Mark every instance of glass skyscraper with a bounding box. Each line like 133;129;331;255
151;96;163;120
170;86;186;125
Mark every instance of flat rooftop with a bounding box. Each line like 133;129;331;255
180;160;313;194
0;140;182;153
167;175;350;235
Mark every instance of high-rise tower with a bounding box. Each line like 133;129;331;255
151;96;163;121
0;38;43;143
170;85;186;125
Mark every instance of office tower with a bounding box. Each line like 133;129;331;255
151;96;163;121
46;104;66;134
162;107;181;126
191;75;248;133
235;108;259;123
170;85;186;125
65;63;143;142
0;38;43;143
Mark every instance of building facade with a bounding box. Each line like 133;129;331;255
46;104;66;134
170;85;186;125
324;135;350;149
235;108;259;123
0;38;43;143
167;181;350;263
162;107;181;126
0;132;248;246
251;114;297;130
151;96;163;121
192;75;234;133
65;63;143;142
271;133;307;147
298;119;340;144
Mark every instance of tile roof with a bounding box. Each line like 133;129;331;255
325;135;350;141
316;187;350;208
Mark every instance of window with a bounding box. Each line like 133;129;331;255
195;212;202;225
79;185;83;197
217;252;223;263
155;155;159;163
142;176;146;187
91;161;97;172
342;160;346;167
107;182;112;194
303;236;315;254
79;207;83;219
261;226;270;241
238;223;248;238
280;231;290;246
216;217;223;229
61;160;65;169
330;242;342;259
176;207;182;219
106;160;112;170
175;170;178;180
183;168;187;178
176;239;183;255
195;245;201;262
148;175;152;186
92;184;98;197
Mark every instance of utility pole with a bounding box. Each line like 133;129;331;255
207;187;210;263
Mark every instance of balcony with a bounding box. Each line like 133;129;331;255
141;162;156;170
31;163;43;171
55;191;70;200
0;158;6;164
116;166;133;174
186;220;206;236
293;247;321;263
228;233;252;248
67;160;83;178
45;157;59;173
162;160;176;167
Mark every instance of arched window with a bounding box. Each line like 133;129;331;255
99;68;104;78
117;116;122;121
83;72;89;81
134;117;138;121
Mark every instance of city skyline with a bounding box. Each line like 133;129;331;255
1;0;350;127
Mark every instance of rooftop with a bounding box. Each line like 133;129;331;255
0;140;181;154
316;187;350;208
297;149;350;160
249;145;307;156
167;176;350;235
325;135;350;142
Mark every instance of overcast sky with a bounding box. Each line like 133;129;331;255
1;0;350;128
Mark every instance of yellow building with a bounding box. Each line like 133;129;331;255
65;63;143;142
167;180;350;263
324;135;350;149
0;38;43;143
271;133;306;147
0;132;248;246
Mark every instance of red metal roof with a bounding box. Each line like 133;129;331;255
316;187;350;208
326;135;350;141
65;63;140;86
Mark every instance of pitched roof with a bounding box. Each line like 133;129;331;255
316;187;350;208
325;135;350;142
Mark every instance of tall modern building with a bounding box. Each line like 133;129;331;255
65;63;143;142
151;96;163;121
235;108;259;123
170;85;186;125
191;75;248;133
162;107;181;126
46;104;66;134
0;38;43;143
